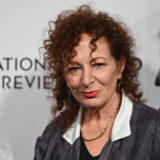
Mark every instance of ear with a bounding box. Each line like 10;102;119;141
117;57;126;79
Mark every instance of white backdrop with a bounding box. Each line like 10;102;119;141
0;0;160;159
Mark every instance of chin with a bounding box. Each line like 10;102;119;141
80;99;102;109
74;95;105;109
82;105;98;111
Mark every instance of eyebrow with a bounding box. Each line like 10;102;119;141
68;57;107;65
67;61;80;65
90;57;107;62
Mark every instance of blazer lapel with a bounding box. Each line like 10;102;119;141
109;144;126;160
98;140;126;160
56;138;81;160
67;138;81;160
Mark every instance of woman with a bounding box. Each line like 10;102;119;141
34;5;160;160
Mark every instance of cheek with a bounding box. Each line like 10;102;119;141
95;69;119;85
66;75;80;89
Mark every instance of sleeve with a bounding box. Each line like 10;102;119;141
33;128;50;160
33;122;55;160
33;117;61;160
152;110;160;159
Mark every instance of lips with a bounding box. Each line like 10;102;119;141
81;90;99;98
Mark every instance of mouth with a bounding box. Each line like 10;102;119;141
81;90;99;98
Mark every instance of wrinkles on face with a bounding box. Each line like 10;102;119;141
64;33;125;109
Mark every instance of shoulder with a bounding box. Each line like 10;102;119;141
36;116;64;146
132;103;160;158
133;102;160;119
34;116;63;159
131;102;160;132
40;116;63;140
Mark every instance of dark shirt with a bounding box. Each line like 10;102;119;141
79;131;112;160
80;131;100;160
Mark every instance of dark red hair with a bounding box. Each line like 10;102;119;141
42;5;143;131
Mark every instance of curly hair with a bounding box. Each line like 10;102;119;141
43;5;143;131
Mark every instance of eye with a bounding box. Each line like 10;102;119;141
68;66;80;72
67;66;81;75
93;63;105;67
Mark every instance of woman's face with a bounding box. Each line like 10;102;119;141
64;34;125;109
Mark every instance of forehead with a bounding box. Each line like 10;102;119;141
72;34;112;60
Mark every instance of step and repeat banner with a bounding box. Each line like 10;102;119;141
0;0;160;159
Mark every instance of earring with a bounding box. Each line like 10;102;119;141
67;87;71;97
117;79;123;93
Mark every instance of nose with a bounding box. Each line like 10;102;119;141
81;67;94;88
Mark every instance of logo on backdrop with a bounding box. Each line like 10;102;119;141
155;30;160;86
0;57;53;89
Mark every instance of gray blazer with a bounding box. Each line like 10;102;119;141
34;103;160;160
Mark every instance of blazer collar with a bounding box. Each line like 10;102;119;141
63;93;133;145
62;107;82;145
111;94;133;141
